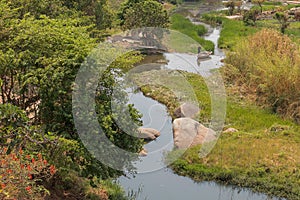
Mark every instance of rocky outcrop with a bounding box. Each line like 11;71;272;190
173;118;216;149
138;127;160;141
174;103;200;119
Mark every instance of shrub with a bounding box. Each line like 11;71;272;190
0;147;56;199
224;29;300;122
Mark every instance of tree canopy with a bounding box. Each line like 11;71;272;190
119;0;169;29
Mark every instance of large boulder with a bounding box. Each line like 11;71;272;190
138;127;160;141
173;118;216;149
174;103;200;118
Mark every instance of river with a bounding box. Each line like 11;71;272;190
116;20;284;200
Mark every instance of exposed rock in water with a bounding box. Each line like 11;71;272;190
139;148;148;157
173;118;216;149
174;103;200;119
138;127;161;141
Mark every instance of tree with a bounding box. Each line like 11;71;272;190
252;0;265;13
243;9;260;26
0;15;96;134
223;0;236;16
120;0;169;29
274;12;290;34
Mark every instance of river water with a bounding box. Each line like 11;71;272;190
116;25;284;200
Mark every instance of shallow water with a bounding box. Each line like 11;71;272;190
117;89;282;200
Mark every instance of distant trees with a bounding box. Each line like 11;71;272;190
223;0;242;16
274;12;290;34
252;0;265;13
119;0;169;29
243;9;260;26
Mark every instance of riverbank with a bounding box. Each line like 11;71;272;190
130;3;300;199
134;69;300;200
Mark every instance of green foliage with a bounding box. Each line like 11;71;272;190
243;9;260;26
252;0;265;13
170;14;214;52
0;0;149;198
218;18;257;49
201;13;224;25
0;14;96;135
122;0;169;29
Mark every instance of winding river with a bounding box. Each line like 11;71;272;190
115;8;284;198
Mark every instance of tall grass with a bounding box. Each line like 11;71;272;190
224;29;300;123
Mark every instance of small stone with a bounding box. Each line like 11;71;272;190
139;148;148;157
223;128;238;133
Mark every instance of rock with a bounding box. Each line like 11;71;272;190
223;128;238;133
192;124;217;147
138;127;160;140
174;103;200;118
139;148;148;157
225;15;243;20
173;118;216;149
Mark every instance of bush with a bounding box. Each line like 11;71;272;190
201;13;223;25
0;147;56;199
224;29;300;122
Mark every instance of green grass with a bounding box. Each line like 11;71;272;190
170;14;215;52
134;71;300;200
218;18;258;49
202;14;299;50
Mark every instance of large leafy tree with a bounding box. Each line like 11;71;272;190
0;15;96;135
1;0;145;180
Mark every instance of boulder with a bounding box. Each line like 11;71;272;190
139;148;148;157
173;118;216;149
138;127;160;141
174;103;200;118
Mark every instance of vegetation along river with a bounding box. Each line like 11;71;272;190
116;21;285;200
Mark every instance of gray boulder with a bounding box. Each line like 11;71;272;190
174;103;200;118
173;118;216;149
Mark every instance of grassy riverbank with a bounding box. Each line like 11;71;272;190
133;4;300;197
134;70;300;200
200;4;300;49
170;14;215;52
